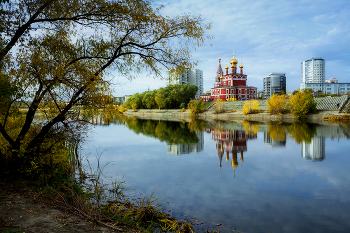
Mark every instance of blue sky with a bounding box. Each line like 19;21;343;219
112;0;350;96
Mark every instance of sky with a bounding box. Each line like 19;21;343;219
112;0;350;96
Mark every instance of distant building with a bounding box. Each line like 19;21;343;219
325;77;338;83
300;82;350;95
200;50;257;101
166;68;203;99
263;73;286;98
300;58;350;94
113;94;132;105
301;57;325;83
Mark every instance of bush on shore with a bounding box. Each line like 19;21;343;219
243;100;261;115
188;99;205;117
289;89;317;119
268;94;289;115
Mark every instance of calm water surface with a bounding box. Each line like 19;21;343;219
83;118;350;233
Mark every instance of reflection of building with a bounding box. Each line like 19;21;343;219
166;132;204;155
211;128;257;174
89;115;110;125
200;50;257;101
166;68;203;99
302;136;325;161
264;132;286;147
263;73;286;98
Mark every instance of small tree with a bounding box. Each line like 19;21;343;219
188;99;205;117
212;99;226;114
268;94;289;115
243;100;261;115
289;89;317;119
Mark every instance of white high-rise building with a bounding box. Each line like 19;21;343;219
301;57;325;83
166;68;203;99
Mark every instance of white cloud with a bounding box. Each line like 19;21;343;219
111;0;350;95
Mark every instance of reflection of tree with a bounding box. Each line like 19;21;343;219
286;121;317;144
267;122;287;142
242;120;261;135
125;118;199;145
265;121;317;145
188;118;210;133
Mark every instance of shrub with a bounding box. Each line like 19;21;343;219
243;100;261;115
289;90;317;119
188;99;205;117
212;99;226;114
268;94;289;115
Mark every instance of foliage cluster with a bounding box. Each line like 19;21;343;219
323;115;350;123
289;90;317;119
268;94;289;115
212;99;226;114
267;90;317;119
188;99;205;117
243;100;261;115
123;84;198;110
0;0;210;178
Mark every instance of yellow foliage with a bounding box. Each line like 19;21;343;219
243;100;261;115
188;99;205;117
242;121;260;134
289;90;317;119
212;99;226;114
227;97;236;101
268;94;289;115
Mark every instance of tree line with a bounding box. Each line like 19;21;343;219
123;84;198;110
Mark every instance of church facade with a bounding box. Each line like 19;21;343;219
200;51;257;101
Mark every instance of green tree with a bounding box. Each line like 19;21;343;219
289;89;317;119
0;0;211;177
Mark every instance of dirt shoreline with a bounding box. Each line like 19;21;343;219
124;109;345;123
0;182;136;233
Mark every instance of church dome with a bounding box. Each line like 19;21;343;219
230;55;238;67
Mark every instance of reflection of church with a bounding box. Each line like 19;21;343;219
209;128;257;173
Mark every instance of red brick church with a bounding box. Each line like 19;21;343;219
200;50;257;101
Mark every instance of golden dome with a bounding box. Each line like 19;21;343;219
225;64;229;69
220;76;223;79
230;49;238;67
231;159;238;169
230;56;238;68
240;62;243;69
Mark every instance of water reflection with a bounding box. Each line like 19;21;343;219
302;136;325;161
208;127;257;171
84;117;350;233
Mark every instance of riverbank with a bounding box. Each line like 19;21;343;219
124;109;346;123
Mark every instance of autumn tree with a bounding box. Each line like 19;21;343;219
289;89;317;119
0;0;211;177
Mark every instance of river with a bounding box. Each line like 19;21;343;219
83;117;350;233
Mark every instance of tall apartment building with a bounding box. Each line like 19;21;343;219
300;58;350;94
263;73;286;98
166;68;203;99
301;57;325;83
